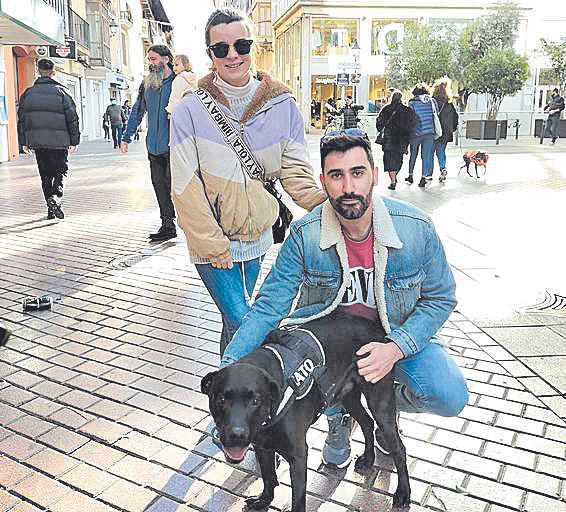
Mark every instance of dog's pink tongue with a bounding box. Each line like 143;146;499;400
224;446;248;462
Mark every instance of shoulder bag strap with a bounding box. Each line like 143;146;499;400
193;88;265;182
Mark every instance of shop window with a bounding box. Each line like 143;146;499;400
371;19;415;56
312;18;358;57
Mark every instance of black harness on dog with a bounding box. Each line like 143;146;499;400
261;325;344;429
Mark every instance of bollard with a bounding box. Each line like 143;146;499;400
513;119;520;140
495;121;501;145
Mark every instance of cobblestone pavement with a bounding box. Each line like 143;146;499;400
0;137;564;512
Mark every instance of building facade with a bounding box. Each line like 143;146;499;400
271;0;566;132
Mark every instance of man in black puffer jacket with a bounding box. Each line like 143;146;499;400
17;58;80;219
339;96;364;129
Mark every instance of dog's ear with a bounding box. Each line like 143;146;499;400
269;379;281;418
201;371;219;395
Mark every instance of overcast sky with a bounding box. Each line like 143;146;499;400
160;0;216;77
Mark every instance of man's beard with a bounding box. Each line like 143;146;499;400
144;63;165;89
329;191;372;220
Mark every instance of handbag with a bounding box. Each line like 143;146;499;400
375;107;399;145
431;99;443;140
193;88;293;244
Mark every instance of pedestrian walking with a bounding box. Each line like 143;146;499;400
121;99;131;132
543;87;565;144
376;90;418;190
121;45;177;242
338;95;364;129
407;83;437;188
102;115;111;141
165;54;198;114
170;7;326;356
105;99;126;149
17;58;80;220
431;78;459;182
222;131;468;468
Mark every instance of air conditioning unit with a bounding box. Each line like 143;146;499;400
36;46;49;57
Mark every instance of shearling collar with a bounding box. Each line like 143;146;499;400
319;191;403;250
197;70;291;123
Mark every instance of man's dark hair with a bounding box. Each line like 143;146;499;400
346;95;352;100
205;8;253;47
37;58;54;71
148;44;174;70
320;135;374;172
412;83;429;96
552;87;559;94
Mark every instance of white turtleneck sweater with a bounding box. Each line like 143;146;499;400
214;72;260;119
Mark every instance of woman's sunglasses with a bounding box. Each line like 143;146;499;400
208;39;253;59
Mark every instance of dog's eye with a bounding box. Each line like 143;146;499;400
218;395;226;405
251;398;261;406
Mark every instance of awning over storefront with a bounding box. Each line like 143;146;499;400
0;0;64;45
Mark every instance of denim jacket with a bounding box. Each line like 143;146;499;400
222;192;456;366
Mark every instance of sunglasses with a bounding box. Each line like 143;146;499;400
208;39;253;59
320;128;371;148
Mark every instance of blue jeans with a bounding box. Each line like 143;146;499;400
111;124;123;148
196;257;263;357
408;134;435;177
546;116;560;141
433;140;448;170
327;342;468;418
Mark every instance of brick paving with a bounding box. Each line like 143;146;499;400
0;138;565;511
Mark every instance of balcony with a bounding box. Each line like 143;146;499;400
68;7;90;49
86;0;111;68
120;10;133;28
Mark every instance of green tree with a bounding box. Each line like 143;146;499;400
540;37;566;92
466;49;529;119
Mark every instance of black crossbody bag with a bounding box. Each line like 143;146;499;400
193;88;292;243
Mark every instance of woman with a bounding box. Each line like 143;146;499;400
407;83;437;188
376;90;418;190
121;99;131;133
432;78;459;182
170;8;325;356
165;54;198;114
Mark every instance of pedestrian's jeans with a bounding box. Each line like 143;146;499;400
546;115;560;141
111;124;123;148
327;342;468;418
408;134;435;177
196;257;263;357
35;148;69;202
147;152;176;223
433;139;448;170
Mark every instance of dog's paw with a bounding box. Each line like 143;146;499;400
354;453;374;473
392;487;411;509
245;494;273;510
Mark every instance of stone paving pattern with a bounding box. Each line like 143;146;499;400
0;137;565;511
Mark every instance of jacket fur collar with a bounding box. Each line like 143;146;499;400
197;70;292;123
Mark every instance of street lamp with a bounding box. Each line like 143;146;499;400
109;18;119;37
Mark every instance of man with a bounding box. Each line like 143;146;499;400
17;58;80;219
121;45;177;242
544;87;565;144
105;98;126;149
221;129;468;468
339;96;364;129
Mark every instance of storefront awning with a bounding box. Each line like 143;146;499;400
0;0;64;45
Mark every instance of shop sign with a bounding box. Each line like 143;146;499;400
336;73;349;86
351;74;361;84
337;62;358;70
49;40;77;60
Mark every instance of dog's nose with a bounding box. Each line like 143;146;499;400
228;426;248;445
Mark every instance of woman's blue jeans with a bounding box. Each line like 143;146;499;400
327;342;468;417
196;257;263;357
433;140;448;170
408;134;435;177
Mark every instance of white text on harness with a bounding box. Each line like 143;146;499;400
293;358;315;387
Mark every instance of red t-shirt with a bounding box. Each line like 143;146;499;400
338;230;378;322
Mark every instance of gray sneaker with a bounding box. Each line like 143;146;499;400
322;411;353;468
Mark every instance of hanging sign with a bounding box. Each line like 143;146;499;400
49;40;77;60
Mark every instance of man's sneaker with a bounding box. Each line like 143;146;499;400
149;226;177;242
405;175;413;185
322;411;353;468
375;412;401;456
439;168;447;182
418;177;427;188
47;196;64;219
47;208;56;220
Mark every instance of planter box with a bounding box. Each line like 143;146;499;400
466;120;508;140
533;119;566;137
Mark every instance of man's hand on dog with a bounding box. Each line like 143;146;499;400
356;341;404;383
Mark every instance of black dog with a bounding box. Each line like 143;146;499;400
201;310;410;511
459;149;489;178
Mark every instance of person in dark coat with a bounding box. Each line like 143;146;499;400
17;58;80;220
376;90;418;190
432;79;459;182
105;99;126;149
339;96;364;129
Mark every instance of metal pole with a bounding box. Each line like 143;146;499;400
495;121;501;145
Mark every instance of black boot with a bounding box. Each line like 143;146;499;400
47;196;64;219
149;222;177;241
